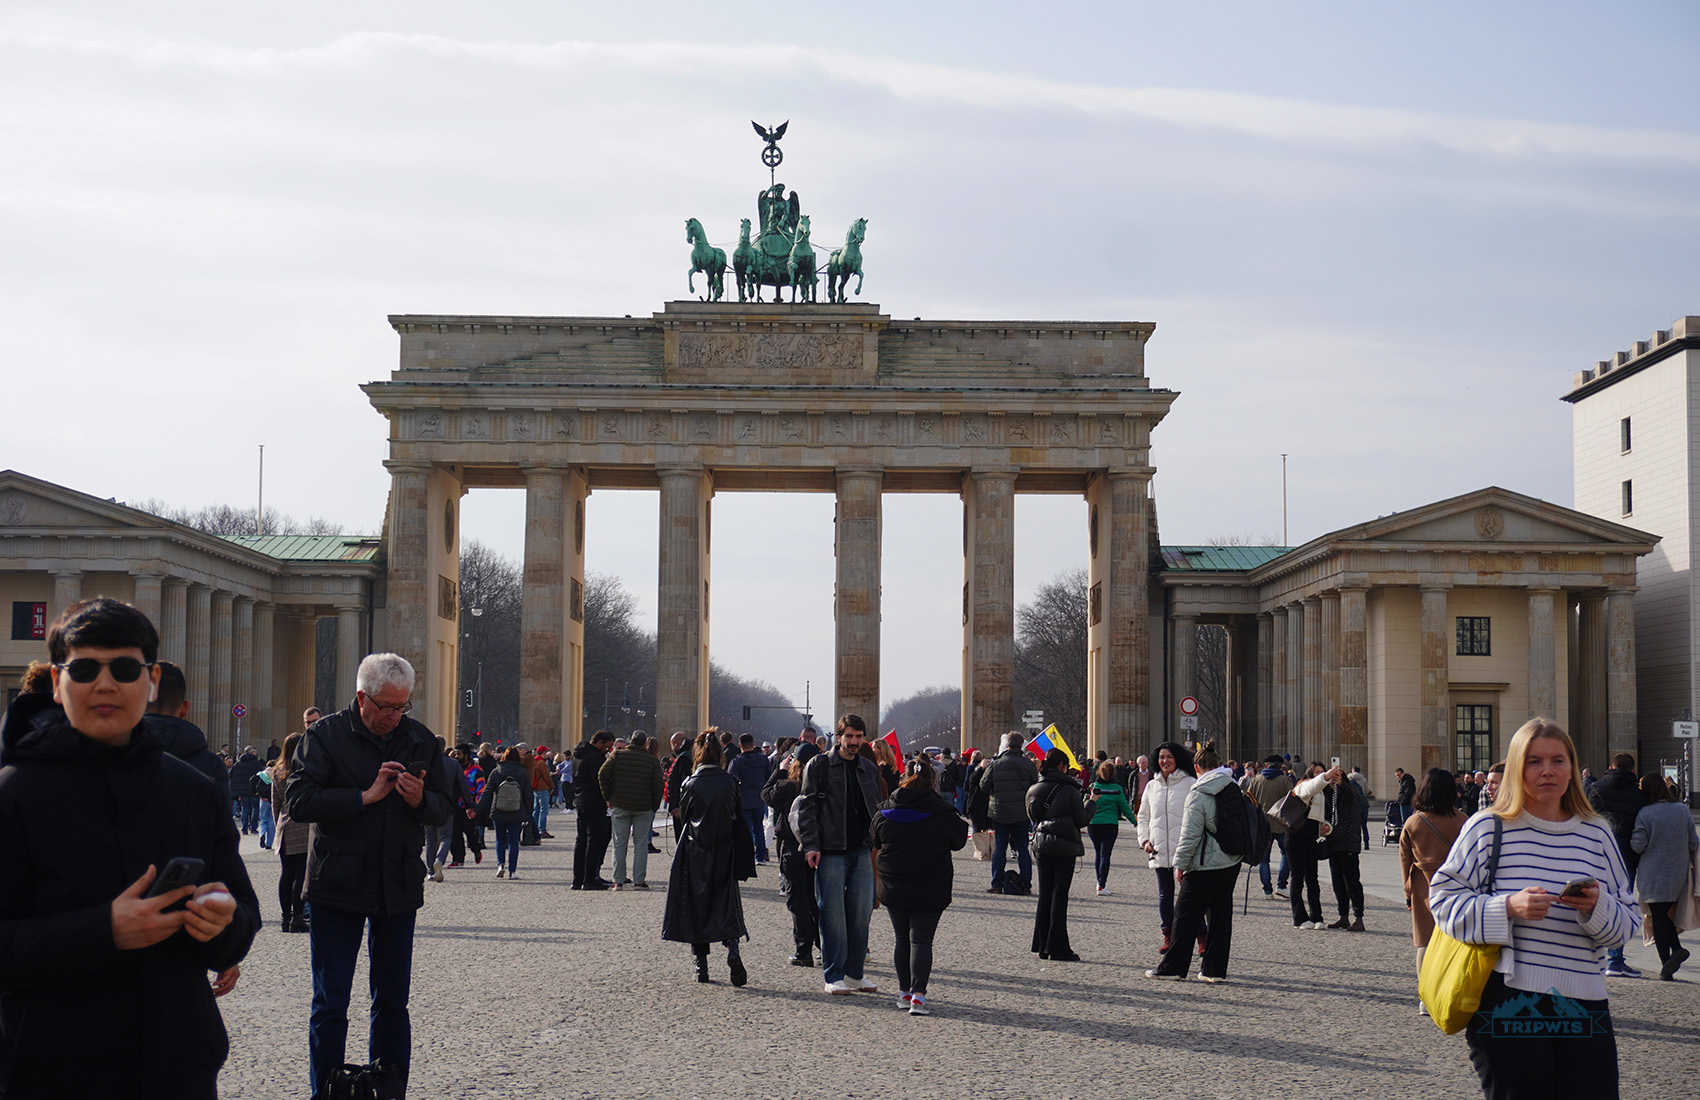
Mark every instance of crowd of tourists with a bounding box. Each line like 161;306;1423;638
2;597;1695;1100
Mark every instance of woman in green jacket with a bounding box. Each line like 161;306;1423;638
1087;760;1140;895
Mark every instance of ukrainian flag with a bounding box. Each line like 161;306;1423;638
1026;724;1080;771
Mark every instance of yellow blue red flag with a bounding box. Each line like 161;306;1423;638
1025;724;1080;771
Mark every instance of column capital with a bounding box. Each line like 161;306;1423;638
49;567;83;578
382;460;434;476
210;589;234;607
1100;466;1155;484
656;463;708;479
1255;610;1272;621
130;569;166;579
834;464;885;479
521;465;568;481
1319;589;1340;603
1605;585;1638;598
965;466;1019;482
1418;578;1454;592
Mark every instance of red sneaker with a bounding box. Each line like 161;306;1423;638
474;851;483;864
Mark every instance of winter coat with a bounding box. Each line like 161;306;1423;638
599;746;664;813
282;704;452;917
1319;778;1362;855
978;748;1039;825
1400;809;1465;946
1396;772;1416;807
570;741;609;809
1086;781;1138;827
1136;769;1195;868
872;786;968;911
1246;767;1293;835
1172;771;1244;874
763;774;803;857
795;748;882;854
478;761;535;825
1631;801;1700;903
0;693;260;1100
662;766;747;944
1028;771;1091;860
270;762;309;857
141;713;231;806
664;750;692;812
725;749;774;811
964;762;992;830
1587;768;1646;858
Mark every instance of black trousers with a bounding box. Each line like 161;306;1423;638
448;812;484;864
1647;900;1682;965
1327;848;1365;918
784;855;820;950
1466;973;1617;1100
1031;855;1076;956
277;852;307;924
885;904;943;995
1153;863;1240;978
1287;827;1324;925
573;802;612;886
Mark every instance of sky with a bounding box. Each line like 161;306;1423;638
4;1;1697;714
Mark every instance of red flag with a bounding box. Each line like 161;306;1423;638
882;729;902;760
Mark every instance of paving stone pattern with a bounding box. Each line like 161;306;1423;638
218;821;1697;1099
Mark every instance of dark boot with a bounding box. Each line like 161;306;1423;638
1160;926;1172;955
1349;915;1365;932
694;948;710;983
728;945;748;988
789;944;815;967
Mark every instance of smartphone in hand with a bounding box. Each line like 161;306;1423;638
1560;876;1596;897
144;857;205;911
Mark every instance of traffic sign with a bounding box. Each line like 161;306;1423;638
1180;715;1199;731
231;704;247;719
1179;696;1199;716
1675;721;1699;740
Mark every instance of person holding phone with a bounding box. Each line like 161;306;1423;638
285;652;453;1100
0;598;259;1100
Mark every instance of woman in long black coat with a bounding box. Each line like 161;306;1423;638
872;756;968;1015
663;733;749;985
1028;747;1091;962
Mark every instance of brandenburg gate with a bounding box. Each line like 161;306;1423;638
364;301;1175;757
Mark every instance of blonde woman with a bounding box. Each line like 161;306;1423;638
1429;719;1638;1099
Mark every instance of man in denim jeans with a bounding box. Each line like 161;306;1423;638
599;732;664;888
977;732;1038;893
796;714;883;995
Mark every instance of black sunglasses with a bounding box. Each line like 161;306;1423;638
57;657;155;684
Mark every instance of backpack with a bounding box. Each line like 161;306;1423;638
1209;784;1271;865
327;1060;403;1100
520;820;540;846
493;776;523;814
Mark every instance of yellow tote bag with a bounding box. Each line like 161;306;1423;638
1419;816;1503;1034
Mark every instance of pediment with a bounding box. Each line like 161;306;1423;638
0;471;172;532
1348;487;1656;549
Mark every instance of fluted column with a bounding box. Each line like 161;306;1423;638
1576;593;1607;768
232;597;254;745
160;579;189;666
1420;583;1452;774
186;584;212;732
209;590;234;748
336;607;362;706
1286;602;1304;761
1171;613;1198;739
1338;586;1368;761
1256;612;1273;754
253;602;275;745
383;461;432;705
1527;589;1558;720
131;572;164;627
962;469;1016;752
1320;591;1340;765
50;569;82;625
657;466;713;737
1271;606;1289;754
835;467;883;729
1302;597;1322;763
1084;469;1151;759
519;468;566;745
1605;588;1637;758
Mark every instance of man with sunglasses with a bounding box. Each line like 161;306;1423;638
0;597;259;1100
284;652;453;1100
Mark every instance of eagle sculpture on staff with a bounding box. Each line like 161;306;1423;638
752;120;788;144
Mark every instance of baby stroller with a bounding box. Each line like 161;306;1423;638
1382;801;1402;846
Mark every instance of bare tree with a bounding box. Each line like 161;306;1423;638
1013;568;1089;748
457;541;524;743
1206;533;1284;547
129;498;354;537
1193;624;1229;747
881;685;963;753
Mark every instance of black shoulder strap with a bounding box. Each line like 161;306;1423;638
1484;815;1504;893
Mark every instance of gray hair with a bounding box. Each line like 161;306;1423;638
1001;731;1025;752
356;652;415;698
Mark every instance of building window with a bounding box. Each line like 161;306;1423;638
1456;616;1491;656
1622;479;1633;517
11;602;47;641
1620;416;1631;453
1456;704;1493;776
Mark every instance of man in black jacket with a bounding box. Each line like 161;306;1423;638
977;732;1039;893
142;660;231;806
0;598;257;1100
796;714;883;995
285;653;453;1100
570;730;615;889
229;745;263;833
1587;752;1647;978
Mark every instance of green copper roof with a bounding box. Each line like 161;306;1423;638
1159;545;1291;573
220;534;381;563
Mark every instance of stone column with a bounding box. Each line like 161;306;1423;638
253;602;275;745
962;470;1016;752
209;590;234;748
232;597;254;746
383;461;432;708
50;569;82;624
657;466;713;737
186;584;212;731
1256;612;1273;753
1605;588;1638;758
1527;589;1558;720
131;572;164;626
1320;591;1340;764
1270;606;1288;754
835;467;883;729
562;469;591;747
160;579;189;666
1084;469;1152;760
1171;613;1198;741
1576;593;1607;768
1286;602;1304;760
1228;619;1258;761
519;468;566;745
1338;587;1369;761
1302;597;1322;763
1420;583;1452;774
336;606;362;705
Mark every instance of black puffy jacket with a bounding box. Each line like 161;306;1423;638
571;740;609;809
0;692;260;1100
141;713;231;806
283;704;452;917
872;786;968;911
1587;768;1646;856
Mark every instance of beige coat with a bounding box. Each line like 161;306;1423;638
1399;809;1466;946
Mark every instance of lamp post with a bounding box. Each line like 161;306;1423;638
467;575;483;735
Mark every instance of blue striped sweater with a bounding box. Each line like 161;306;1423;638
1428;810;1637;1002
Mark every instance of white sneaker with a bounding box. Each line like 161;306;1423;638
431;860;444;883
1095;886;1108;896
825;979;857;995
1144;969;1185;981
849;976;878;993
611;883;623;892
495;867;506;879
896;992;913;1008
1310;921;1326;930
508;869;518;879
908;994;930;1016
1196;974;1229;983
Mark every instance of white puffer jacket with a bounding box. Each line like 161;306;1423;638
1136;770;1195;869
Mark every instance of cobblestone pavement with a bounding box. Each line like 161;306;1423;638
218;820;1697;1099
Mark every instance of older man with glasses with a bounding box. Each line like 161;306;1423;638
285;652;453;1100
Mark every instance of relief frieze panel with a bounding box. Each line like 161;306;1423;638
677;332;863;371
